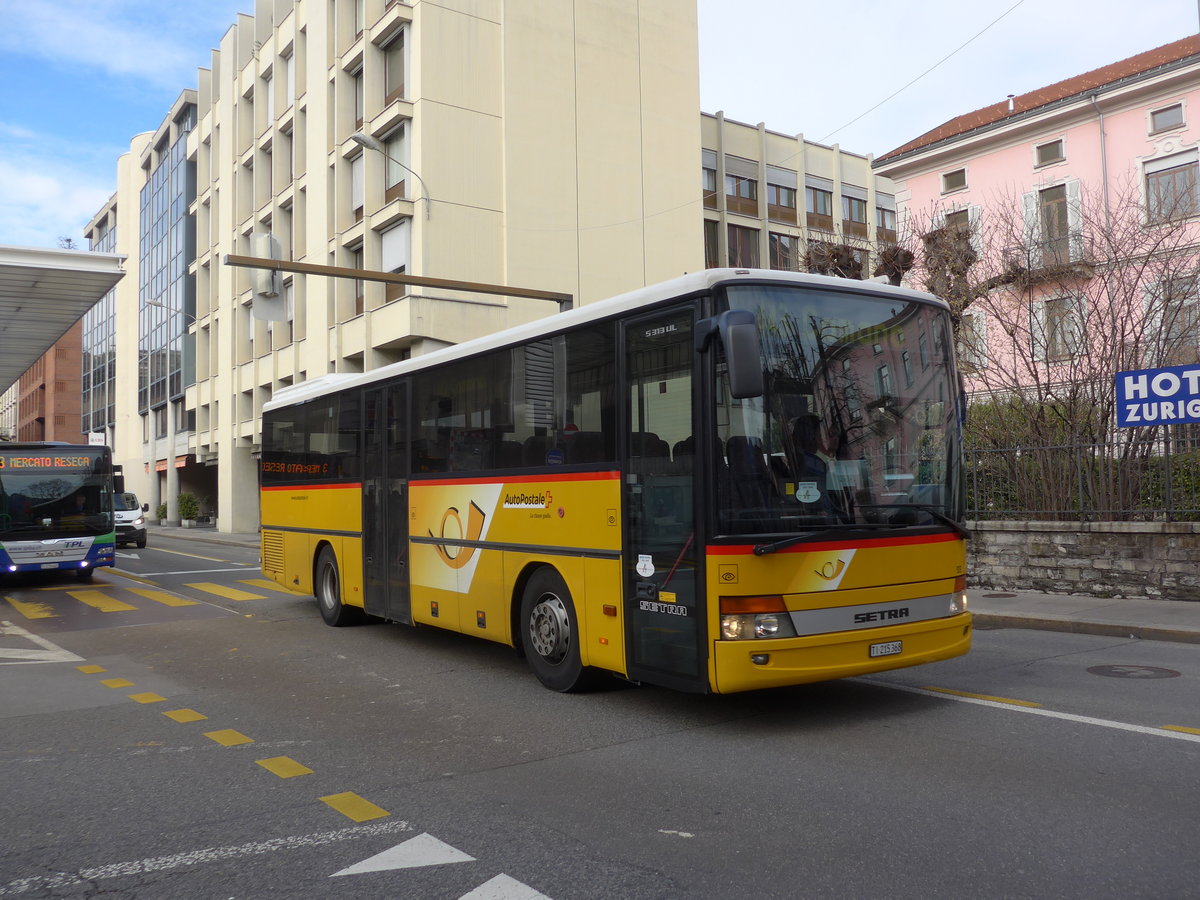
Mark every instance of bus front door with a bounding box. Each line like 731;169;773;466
364;384;412;624
622;307;705;691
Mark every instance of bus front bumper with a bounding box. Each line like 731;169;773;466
712;612;973;694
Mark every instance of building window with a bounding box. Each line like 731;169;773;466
381;219;410;300
941;168;967;193
766;183;796;223
703;219;719;268
958;310;987;371
805;186;833;231
1039;184;1070;265
1146;151;1198;224
768;232;797;270
383;31;405;104
725;174;758;215
1035;139;1064;167
727;224;759;268
1151;103;1184;134
702;167;717;209
1154;275;1200;366
1036;295;1084;362
352;69;364;128
842;195;868;237
350;153;365;219
876;207;897;232
383;123;408;202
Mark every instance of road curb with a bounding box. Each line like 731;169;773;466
972;613;1200;645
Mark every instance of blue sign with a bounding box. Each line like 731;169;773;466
1115;365;1200;427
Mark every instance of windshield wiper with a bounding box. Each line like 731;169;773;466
858;504;971;539
752;523;900;555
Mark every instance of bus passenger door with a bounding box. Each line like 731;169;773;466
364;384;412;624
622;307;704;691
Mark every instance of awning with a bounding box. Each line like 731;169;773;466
0;245;126;394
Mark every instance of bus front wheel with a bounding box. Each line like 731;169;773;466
315;546;362;627
520;568;594;692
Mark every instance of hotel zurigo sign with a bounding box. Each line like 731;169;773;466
1115;365;1200;427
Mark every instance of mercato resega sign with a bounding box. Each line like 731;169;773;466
1115;365;1200;427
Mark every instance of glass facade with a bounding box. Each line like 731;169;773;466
83;220;117;435
138;105;198;420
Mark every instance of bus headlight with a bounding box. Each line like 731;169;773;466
719;600;798;641
949;576;968;614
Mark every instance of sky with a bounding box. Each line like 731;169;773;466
0;0;1197;248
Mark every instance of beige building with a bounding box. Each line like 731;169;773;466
73;0;899;535
701;112;897;276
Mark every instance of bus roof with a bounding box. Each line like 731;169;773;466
264;268;947;412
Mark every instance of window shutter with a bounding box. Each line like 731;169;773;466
1066;294;1086;356
1031;298;1047;362
1022;190;1040;252
1066;179;1085;262
381;219;410;273
968;205;983;258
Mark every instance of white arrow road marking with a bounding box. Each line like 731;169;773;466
0;821;413;896
0;621;83;666
331;832;474;877
460;874;554;899
114;551;140;559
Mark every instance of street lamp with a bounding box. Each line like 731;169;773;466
351;131;432;220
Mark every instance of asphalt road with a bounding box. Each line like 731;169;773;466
1;535;1198;899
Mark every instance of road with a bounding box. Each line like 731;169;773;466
1;534;1198;898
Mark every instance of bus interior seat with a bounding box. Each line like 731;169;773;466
566;431;607;464
724;435;774;508
522;434;557;467
631;431;671;472
495;440;523;469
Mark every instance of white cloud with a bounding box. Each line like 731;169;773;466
0;153;113;248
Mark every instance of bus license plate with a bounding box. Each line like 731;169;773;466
40;563;59;570
870;640;902;658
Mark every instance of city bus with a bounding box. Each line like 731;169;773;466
0;442;117;579
260;269;971;693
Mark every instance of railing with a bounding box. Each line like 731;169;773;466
966;438;1200;522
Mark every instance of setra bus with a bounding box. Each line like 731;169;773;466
260;269;971;693
0;442;117;579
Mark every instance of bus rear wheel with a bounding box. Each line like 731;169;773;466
520;568;594;692
315;546;362;626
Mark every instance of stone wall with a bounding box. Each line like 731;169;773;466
967;521;1200;601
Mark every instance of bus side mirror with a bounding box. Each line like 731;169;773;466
696;310;764;399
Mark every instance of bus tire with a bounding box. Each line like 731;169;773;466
520;567;594;692
76;568;94;581
315;546;362;627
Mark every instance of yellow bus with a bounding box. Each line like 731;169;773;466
260;269;971;693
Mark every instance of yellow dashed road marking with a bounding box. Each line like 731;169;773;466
238;578;308;596
101;678;134;689
320;792;390;822
204;728;254;747
129;692;167;704
77;664;106;674
922;686;1042;708
257;756;314;779
1163;724;1200;735
69;590;137;613
163;708;208;723
186;583;266;602
127;587;199;607
4;596;55;619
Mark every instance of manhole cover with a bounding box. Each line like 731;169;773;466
981;593;1017;599
1087;665;1181;679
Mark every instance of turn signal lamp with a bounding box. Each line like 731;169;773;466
950;576;968;615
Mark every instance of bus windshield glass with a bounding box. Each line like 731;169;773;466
0;450;114;539
715;282;962;537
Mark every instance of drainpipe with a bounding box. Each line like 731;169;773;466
1089;94;1112;230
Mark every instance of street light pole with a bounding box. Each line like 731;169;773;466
351;131;432;220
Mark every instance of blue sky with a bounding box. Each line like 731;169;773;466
0;0;1196;248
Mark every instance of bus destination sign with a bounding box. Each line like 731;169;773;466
1115;365;1200;428
0;454;97;471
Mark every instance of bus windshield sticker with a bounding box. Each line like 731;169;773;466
636;554;654;577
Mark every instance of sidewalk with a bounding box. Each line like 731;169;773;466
144;525;1200;645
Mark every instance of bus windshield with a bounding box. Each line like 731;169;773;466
0;450;114;539
715;283;963;537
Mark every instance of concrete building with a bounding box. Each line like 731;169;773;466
701;112;897;277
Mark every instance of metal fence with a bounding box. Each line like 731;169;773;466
965;439;1200;522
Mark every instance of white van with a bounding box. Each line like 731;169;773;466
114;492;148;548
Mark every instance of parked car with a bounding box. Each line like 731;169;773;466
114;492;148;548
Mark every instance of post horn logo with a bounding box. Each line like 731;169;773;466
815;559;847;581
430;501;486;569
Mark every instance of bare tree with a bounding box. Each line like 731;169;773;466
899;179;1200;519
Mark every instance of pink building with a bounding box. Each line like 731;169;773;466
875;36;1200;396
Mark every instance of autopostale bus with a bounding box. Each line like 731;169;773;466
260;269;971;693
0;442;117;579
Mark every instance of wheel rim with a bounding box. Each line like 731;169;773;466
320;561;338;609
528;593;570;664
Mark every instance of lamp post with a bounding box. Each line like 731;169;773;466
351;131;432;220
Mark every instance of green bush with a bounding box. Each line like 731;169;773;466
155;502;167;520
177;493;200;520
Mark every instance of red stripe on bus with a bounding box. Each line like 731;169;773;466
416;471;620;487
707;532;960;555
262;483;363;491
